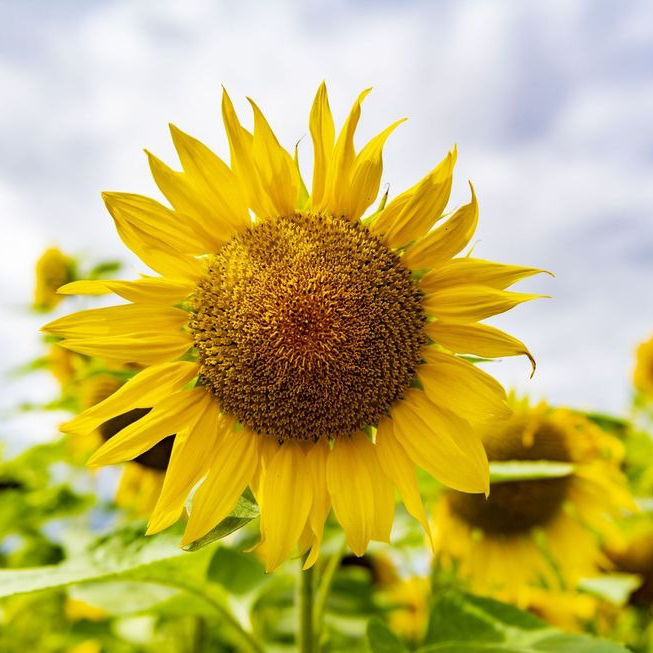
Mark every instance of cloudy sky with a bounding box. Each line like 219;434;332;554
1;0;653;450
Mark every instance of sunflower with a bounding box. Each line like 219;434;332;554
43;84;544;571
33;247;75;311
47;344;83;391
382;576;430;643
340;553;429;642
433;401;634;604
634;334;653;399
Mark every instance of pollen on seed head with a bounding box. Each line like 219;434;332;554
448;417;573;535
190;212;427;441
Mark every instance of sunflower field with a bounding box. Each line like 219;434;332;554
2;2;653;652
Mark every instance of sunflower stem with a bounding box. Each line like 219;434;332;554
312;535;347;649
298;554;315;653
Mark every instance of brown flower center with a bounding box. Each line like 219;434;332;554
190;213;426;440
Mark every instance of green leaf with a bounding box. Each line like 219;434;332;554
579;574;642;604
207;547;266;595
425;593;505;643
87;260;122;278
0;524;267;650
532;634;631;652
0;524;208;599
459;594;545;632
489;461;575;484
419;642;628;653
367;617;408;653
182;490;260;552
69;580;180;616
420;592;629;653
421;645;518;652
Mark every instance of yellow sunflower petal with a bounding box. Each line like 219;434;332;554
294;143;310;210
57;278;194;304
370;462;395;543
248;98;300;218
167;124;251;233
110;214;204;281
250;435;281;504
375;417;432;545
297;522;314;562
424;284;545;323
58;332;193;366
221;88;275;219
146;150;236;250
321;88;372;217
302;438;331;570
418;348;510;422
344;119;406;221
309;82;335;208
181;427;259;546
102;192;210;255
420;258;550;293
147;396;222;534
326;432;394;556
61;361;198;435
425;322;535;376
146;150;207;222
391;389;489;494
260;441;313;571
371;148;456;248
87;387;207;467
43;304;188;338
402;182;477;270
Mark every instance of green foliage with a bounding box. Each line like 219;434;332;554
0;524;266;652
207;546;266;595
488;461;575;484
0;525;203;598
579;575;642;605
87;260;122;279
0;440;93;567
367;617;407;653
411;592;630;653
182;490;260;551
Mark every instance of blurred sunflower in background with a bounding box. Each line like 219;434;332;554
433;400;635;606
340;553;430;643
76;374;172;516
43;84;546;571
33;247;76;312
46;344;84;392
32;249;173;518
634;334;653;401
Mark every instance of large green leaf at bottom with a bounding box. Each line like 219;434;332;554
414;592;630;653
0;524;213;599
